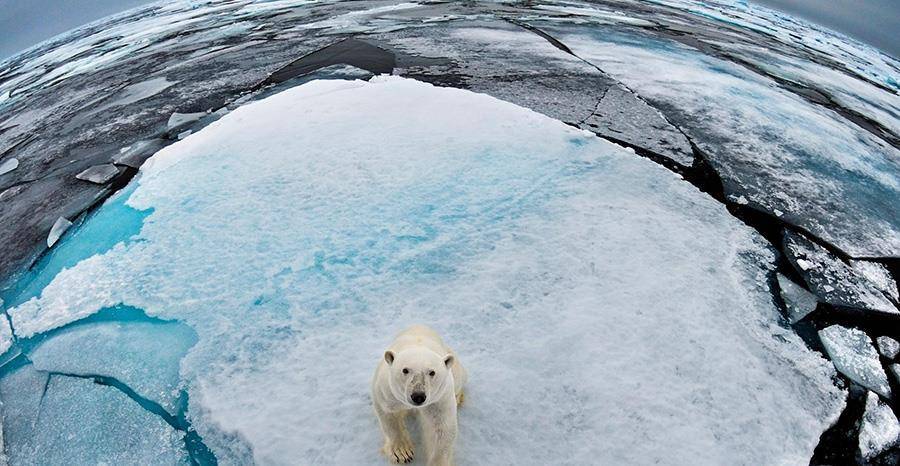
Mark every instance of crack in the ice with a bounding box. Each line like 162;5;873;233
574;87;607;127
508;20;900;460
43;371;217;465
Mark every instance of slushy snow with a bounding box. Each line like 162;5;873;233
7;77;843;464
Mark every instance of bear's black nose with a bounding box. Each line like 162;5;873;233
411;392;426;405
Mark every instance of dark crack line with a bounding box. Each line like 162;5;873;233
46;371;217;465
574;87;607;127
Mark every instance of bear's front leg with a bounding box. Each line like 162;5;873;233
421;397;458;466
375;403;414;464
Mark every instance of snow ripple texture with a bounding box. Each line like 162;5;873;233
8;77;843;464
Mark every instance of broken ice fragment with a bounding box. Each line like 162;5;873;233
29;314;197;413
776;274;817;323
784;231;898;315
75;163;120;184
112;139;166;168
858;391;900;459
819;325;892;399
167;111;206;131
47;217;73;247
0;317;12;355
0;157;18;176
0;366;188;465
877;337;900;360
177;129;193;140
851;260;899;301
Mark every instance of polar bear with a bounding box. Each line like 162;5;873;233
372;325;467;466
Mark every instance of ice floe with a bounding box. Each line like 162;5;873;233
552;26;900;258
0;366;188;465
28;311;197;413
0;158;18;177
776;273;818;323
858;391;900;459
784;231;898;315
7;77;844;465
75;163;120;184
46;217;73;248
877;337;900;360
819;325;891;399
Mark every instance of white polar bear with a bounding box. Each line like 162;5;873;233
372;325;467;466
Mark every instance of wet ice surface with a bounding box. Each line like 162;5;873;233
548;25;900;258
859;391;900;459
0;366;188;465
776;273;818;323
819;325;891;399
6;77;844;464
783;231;898;315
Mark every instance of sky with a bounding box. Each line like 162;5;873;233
0;0;898;60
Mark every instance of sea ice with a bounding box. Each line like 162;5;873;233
818;325;892;399
784;231;898;315
858;391;900;459
0;158;18;176
167;112;207;131
776;273;818;323
28;313;197;414
0;317;11;355
46;216;73;248
877;337;900;360
7;77;844;465
75;163;120;184
0;365;188;465
551;26;900;258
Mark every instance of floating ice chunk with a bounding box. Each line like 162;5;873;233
46;217;73;248
112;139;166;168
8;77;844;465
177;129;193;140
29;313;197;413
819;325;891;398
0;317;12;355
75;163;120;184
0;366;188;465
851;260;899;302
167;111;206;131
776;273;817;323
784;231;898;315
877;337;900;360
858;391;900;459
0;158;18;176
0;365;48;463
95;76;177;111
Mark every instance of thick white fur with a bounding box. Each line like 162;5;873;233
372;325;467;466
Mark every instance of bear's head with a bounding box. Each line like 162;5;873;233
384;347;454;408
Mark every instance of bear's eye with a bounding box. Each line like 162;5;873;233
428;370;436;377
402;368;409;375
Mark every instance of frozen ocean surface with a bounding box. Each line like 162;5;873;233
6;77;845;464
551;26;900;258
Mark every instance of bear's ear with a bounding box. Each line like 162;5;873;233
444;354;454;368
384;351;395;365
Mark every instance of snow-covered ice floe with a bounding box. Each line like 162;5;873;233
819;325;892;399
6;77;844;464
859;391;900;460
